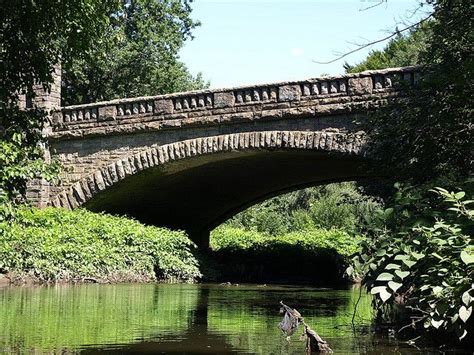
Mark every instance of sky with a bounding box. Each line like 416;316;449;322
179;0;431;88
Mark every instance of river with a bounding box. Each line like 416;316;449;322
0;283;454;354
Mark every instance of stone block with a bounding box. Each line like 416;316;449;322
98;105;117;121
154;99;174;115
278;85;301;101
348;77;373;95
214;92;235;108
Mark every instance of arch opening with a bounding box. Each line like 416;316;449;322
83;147;372;247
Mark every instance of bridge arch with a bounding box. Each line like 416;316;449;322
29;67;421;246
50;130;370;246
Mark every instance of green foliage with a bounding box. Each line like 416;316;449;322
349;184;473;343
346;1;473;346
1;1;121;213
212;226;360;257
345;1;472;183
344;22;432;73
209;226;361;284
0;107;61;218
368;0;471;183
226;182;382;236
1;0;118;103
0;207;201;282
63;0;207;105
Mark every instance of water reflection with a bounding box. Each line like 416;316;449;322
0;283;439;354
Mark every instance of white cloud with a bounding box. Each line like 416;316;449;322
290;47;304;57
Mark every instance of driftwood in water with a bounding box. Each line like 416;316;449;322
302;323;332;353
279;301;332;353
279;301;303;337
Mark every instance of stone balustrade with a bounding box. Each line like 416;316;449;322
51;66;418;139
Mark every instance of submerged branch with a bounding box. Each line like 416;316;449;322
279;301;333;353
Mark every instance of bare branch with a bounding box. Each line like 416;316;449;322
359;0;386;12
312;13;434;65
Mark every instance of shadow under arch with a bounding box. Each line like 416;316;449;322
50;130;372;247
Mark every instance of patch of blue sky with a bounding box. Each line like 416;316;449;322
179;0;431;88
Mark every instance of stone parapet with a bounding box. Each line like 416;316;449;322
52;66;419;139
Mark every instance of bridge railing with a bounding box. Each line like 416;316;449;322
52;66;419;132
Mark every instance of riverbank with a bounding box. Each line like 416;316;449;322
0;207;201;285
203;226;360;285
0;207;358;287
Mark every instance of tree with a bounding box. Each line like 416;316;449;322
0;1;120;215
62;0;207;106
351;0;472;183
344;22;432;73
1;1;205;216
347;0;473;345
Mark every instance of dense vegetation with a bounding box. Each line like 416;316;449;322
1;0;117;216
1;1;206;284
0;207;201;283
349;184;473;343
223;182;382;236
62;0;206;105
344;0;473;345
1;0;205;220
207;182;380;284
209;227;360;285
1;0;471;347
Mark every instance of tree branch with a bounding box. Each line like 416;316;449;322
359;0;386;12
312;13;434;65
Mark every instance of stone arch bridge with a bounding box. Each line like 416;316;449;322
28;66;419;247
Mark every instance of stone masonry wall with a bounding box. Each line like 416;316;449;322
38;66;419;207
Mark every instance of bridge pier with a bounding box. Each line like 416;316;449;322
25;64;61;207
190;230;210;250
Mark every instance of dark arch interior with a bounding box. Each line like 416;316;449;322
84;149;371;246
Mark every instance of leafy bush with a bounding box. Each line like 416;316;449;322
349;184;473;344
225;182;382;236
212;226;360;257
0;207;201;283
209;226;361;285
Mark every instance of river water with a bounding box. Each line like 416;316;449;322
0;283;457;354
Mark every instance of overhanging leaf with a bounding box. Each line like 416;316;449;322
460;251;474;265
402;259;417;268
371;286;387;295
431;318;444;329
394;254;409;261
432;286;443;295
411;252;425;260
459;306;472;323
376;272;394;281
462;291;471;306
388;281;402;293
395;270;410;279
372;286;392;303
